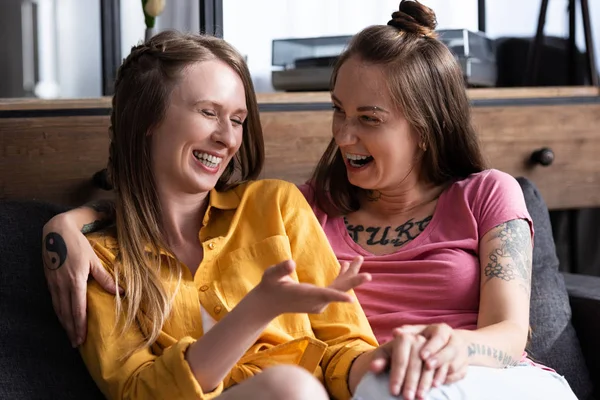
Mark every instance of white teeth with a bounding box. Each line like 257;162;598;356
193;151;223;168
345;152;373;168
346;153;371;160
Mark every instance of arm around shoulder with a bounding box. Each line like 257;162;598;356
44;197;116;236
42;196;120;347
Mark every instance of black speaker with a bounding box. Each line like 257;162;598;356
494;36;589;87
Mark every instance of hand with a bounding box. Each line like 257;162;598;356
42;214;120;347
395;323;469;389
254;256;370;317
368;330;432;400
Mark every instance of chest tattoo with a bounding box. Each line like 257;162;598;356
344;215;432;247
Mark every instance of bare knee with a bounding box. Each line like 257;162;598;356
259;365;329;400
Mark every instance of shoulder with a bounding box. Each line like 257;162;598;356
452;169;520;193
447;169;523;205
232;180;322;234
86;226;119;252
85;227;119;272
235;179;305;202
296;181;331;218
477;169;521;191
297;182;314;203
85;226;119;258
450;170;531;237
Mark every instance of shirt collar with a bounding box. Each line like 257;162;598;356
209;187;241;210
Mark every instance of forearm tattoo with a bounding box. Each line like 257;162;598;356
344;215;432;247
468;343;519;367
88;200;116;215
81;200;116;234
43;232;68;270
484;219;532;292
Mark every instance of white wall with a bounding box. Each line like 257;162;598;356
29;0;600;98
52;0;102;98
223;0;600;92
120;0;200;61
120;0;146;60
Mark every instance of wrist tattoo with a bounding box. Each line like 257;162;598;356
82;219;112;234
86;200;116;216
467;343;519;367
81;200;116;234
344;215;432;247
43;232;68;270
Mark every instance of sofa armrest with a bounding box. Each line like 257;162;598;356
562;272;600;395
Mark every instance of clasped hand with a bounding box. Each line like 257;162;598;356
369;323;468;400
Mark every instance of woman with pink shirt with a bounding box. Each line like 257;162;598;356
296;2;576;398
42;1;577;399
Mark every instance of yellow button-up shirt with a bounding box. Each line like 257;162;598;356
81;179;378;400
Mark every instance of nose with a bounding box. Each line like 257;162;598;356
332;117;358;147
213;120;237;149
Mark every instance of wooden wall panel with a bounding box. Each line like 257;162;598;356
474;104;600;210
260;111;331;184
0;116;110;205
1;95;600;209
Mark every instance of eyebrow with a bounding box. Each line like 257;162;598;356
330;94;389;113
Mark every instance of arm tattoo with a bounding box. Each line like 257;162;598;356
87;200;116;216
344;215;432;247
81;200;116;234
468;343;520;367
484;219;532;291
43;232;68;270
82;219;112;234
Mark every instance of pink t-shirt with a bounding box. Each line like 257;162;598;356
299;169;533;344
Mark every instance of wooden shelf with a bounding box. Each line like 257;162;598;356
1;86;598;112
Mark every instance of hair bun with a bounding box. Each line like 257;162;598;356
387;0;438;38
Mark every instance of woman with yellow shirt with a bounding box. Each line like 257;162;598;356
40;30;390;400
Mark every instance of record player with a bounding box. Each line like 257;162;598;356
271;35;352;92
271;29;496;91
438;29;497;88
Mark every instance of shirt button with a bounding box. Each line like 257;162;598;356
207;242;216;250
199;285;209;292
214;306;222;314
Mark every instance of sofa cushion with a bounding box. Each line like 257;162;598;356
0;201;103;399
518;178;594;400
0;183;595;399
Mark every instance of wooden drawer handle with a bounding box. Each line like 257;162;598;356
530;147;555;167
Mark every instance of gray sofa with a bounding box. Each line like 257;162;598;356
0;177;598;399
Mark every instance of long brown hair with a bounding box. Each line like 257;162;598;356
312;0;487;216
107;30;264;353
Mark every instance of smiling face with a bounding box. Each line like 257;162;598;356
150;59;247;196
331;56;421;192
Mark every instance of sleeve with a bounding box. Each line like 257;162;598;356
471;169;534;240
280;184;378;400
80;242;224;400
